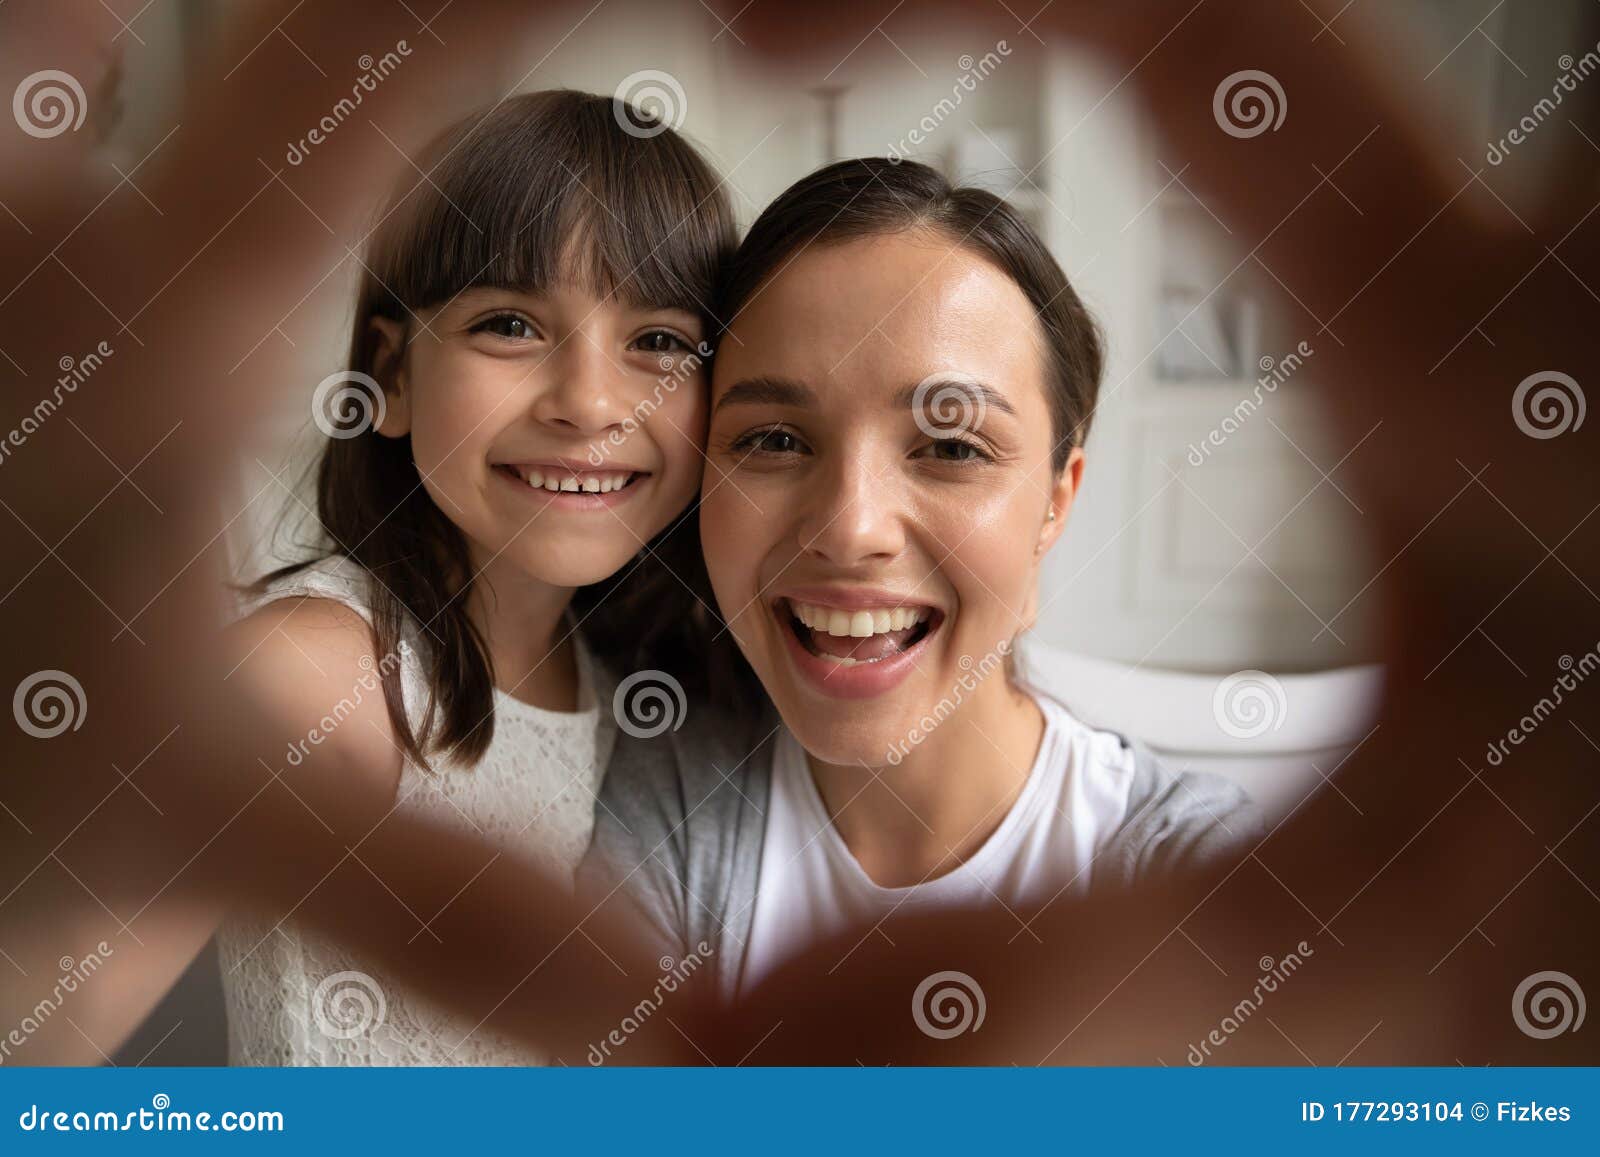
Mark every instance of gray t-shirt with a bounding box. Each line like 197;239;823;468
578;688;1260;999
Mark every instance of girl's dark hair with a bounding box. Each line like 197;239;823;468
259;90;735;771
715;157;1104;469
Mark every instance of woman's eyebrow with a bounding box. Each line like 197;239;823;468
890;378;1019;420
713;375;815;413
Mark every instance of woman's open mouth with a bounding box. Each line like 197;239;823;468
772;595;945;699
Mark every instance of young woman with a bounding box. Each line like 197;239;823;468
581;158;1259;999
150;90;733;1065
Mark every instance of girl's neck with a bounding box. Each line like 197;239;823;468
806;679;1046;889
464;553;580;712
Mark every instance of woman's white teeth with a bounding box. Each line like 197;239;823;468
790;601;930;637
519;468;632;493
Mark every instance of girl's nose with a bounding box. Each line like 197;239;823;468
531;338;629;436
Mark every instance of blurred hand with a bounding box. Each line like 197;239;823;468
0;0;1593;1067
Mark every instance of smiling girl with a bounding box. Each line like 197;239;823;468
112;89;734;1065
583;158;1258;999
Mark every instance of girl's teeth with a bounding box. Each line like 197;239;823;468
515;468;634;493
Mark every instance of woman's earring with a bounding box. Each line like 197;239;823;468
1047;509;1057;521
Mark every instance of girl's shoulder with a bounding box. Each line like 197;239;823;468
228;555;422;791
239;553;380;627
236;554;427;690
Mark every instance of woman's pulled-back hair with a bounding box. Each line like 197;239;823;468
260;89;736;770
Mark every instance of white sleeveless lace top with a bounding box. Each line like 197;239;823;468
214;556;615;1065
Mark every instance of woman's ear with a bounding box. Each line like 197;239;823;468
1035;446;1085;558
368;315;411;438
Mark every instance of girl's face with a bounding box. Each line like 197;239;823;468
703;232;1083;766
373;281;707;589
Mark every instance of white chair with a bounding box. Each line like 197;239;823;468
1016;639;1384;820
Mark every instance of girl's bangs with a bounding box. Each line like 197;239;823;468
369;91;731;320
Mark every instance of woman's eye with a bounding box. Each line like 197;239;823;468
632;330;689;355
472;314;536;340
732;427;805;455
924;438;988;463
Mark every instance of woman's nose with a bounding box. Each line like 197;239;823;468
796;455;906;567
530;338;628;436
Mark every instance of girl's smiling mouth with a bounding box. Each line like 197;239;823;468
771;591;946;699
491;459;651;508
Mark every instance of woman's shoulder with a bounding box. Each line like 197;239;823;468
599;683;781;809
583;683;780;891
1031;687;1261;883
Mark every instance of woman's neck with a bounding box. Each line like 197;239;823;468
806;680;1047;889
464;553;579;712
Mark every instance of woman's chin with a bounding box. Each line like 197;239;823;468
778;707;925;771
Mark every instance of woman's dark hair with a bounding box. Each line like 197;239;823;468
258;89;736;771
715;157;1104;469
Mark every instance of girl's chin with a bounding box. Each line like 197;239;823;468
472;523;657;585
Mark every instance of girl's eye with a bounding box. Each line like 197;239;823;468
922;438;990;464
632;330;690;355
472;314;536;340
731;426;806;456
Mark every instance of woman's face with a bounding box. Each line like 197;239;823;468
372;281;707;589
703;232;1083;766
